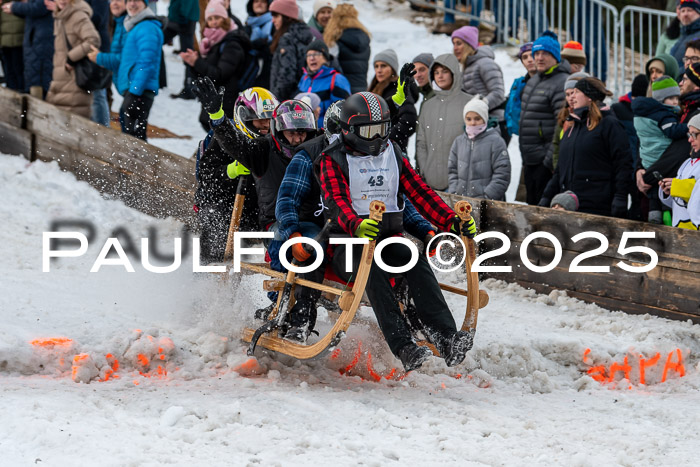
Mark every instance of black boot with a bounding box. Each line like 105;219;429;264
282;298;317;343
440;331;473;367
397;344;433;372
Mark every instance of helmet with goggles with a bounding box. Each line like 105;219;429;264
271;99;317;150
233;87;280;139
339;92;392;156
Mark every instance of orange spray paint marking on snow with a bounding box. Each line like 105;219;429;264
365;352;382;382
587;365;607;383
137;354;149;367
330;348;341;360
661;349;686;382
133;380;139;385
583;348;591;364
638;352;660;385
608;356;631;383
31;337;74;347
339;342;362;375
159;354;166;361
71;353;90;380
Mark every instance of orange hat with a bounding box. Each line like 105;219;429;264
561;41;587;66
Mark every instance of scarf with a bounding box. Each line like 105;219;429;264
124;7;157;32
200;28;228;56
466;123;487;139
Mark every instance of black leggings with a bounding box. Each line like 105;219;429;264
332;241;457;356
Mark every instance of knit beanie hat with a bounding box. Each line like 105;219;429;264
313;0;336;16
550;191;579;211
518;42;533;59
306;39;330;61
451;26;479;50
374;49;399;75
294;92;321;110
652;75;681;102
205;0;228;20
631;74;649;98
532;31;561;62
561;41;587;66
688;113;700;130
463;96;489;123
680;0;700;14
564;71;590;90
413;52;434;68
574;77;611;102
270;0;299;19
686;62;700;88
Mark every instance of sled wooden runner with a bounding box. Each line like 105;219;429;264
240;201;386;359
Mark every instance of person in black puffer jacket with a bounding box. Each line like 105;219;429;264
323;3;370;94
268;0;314;101
180;2;250;130
540;78;633;218
369;49;418;153
519;31;571;205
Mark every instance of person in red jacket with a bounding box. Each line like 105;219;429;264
318;91;477;372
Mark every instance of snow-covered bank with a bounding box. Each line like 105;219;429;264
2;152;700;465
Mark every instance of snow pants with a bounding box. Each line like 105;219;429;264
331;240;457;356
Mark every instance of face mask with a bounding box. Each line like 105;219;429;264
465;123;487;139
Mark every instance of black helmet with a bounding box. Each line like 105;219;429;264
339;92;392;156
271;99;317;150
323;99;344;141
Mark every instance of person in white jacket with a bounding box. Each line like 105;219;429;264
448;97;511;200
659;113;700;230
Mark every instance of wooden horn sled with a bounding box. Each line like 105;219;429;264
226;199;488;361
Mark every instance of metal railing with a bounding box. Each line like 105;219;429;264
620;6;677;95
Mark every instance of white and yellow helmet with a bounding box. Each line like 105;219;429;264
233;87;280;139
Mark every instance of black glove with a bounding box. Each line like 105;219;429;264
192;76;224;116
399;62;417;87
611;195;628;218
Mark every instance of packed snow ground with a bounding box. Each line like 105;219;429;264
3;0;700;464
2;156;700;465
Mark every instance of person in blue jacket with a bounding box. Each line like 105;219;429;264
112;0;163;140
4;0;54;96
89;0;126;93
504;42;535;138
297;39;351;128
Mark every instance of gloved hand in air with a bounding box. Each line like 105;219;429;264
354;219;380;240
193;76;224;118
392;63;416;107
226;160;250;179
289;232;311;262
450;217;477;239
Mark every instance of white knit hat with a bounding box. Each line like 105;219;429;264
688;113;700;131
313;0;336;16
463;96;489;122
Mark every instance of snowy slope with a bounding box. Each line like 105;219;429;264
2;152;700;465
3;1;700;464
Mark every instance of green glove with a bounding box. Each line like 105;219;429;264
392;63;416;107
226;160;250;179
354;219;380;239
451;217;477;239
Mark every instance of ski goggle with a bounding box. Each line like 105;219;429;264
354;121;390;140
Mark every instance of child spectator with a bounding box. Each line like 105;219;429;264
659;114;700;230
447;97;511;200
297;39;350;128
550;190;579;211
632;75;688;222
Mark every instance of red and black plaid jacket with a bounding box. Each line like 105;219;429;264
319;152;456;236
